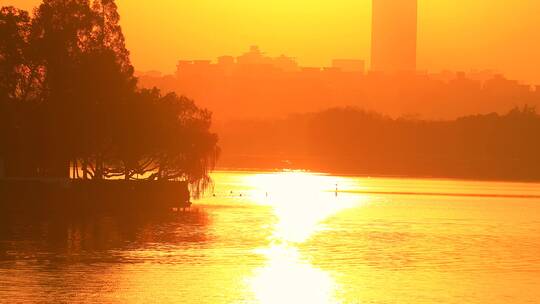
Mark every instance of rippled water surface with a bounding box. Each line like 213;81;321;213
1;171;539;303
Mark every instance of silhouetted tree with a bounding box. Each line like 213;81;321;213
1;1;219;195
0;7;31;101
0;7;44;177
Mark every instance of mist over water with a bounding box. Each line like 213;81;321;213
1;171;539;303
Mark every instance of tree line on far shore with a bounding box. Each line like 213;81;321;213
219;106;540;181
0;1;219;194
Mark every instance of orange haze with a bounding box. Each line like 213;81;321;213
5;0;540;84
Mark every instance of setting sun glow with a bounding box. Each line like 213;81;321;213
2;0;540;303
244;172;360;242
10;0;540;83
240;172;362;303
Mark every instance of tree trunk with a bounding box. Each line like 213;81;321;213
82;159;89;180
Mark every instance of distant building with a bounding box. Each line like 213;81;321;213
371;0;417;73
237;45;272;66
301;67;322;75
332;59;365;73
217;56;235;75
273;54;299;72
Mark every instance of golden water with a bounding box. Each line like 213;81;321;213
1;171;539;303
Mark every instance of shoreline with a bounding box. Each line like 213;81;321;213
213;166;540;185
0;179;191;214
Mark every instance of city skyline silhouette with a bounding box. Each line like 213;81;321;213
10;0;540;84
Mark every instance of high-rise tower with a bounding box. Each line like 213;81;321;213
371;0;418;73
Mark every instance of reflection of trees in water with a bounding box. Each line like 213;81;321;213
0;210;210;261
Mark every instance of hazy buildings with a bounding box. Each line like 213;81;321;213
371;0;418;73
138;46;538;121
332;59;365;73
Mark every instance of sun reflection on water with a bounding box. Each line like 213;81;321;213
243;171;362;303
250;245;337;304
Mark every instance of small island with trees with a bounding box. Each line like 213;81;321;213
2;1;539;215
0;1;219;213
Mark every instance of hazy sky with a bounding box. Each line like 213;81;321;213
4;0;540;84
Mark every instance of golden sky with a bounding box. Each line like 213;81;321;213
4;0;540;84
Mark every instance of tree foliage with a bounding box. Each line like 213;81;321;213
1;1;219;196
219;106;540;181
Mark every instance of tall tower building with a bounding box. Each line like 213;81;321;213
371;0;418;73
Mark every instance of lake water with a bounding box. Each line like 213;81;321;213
1;171;539;303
